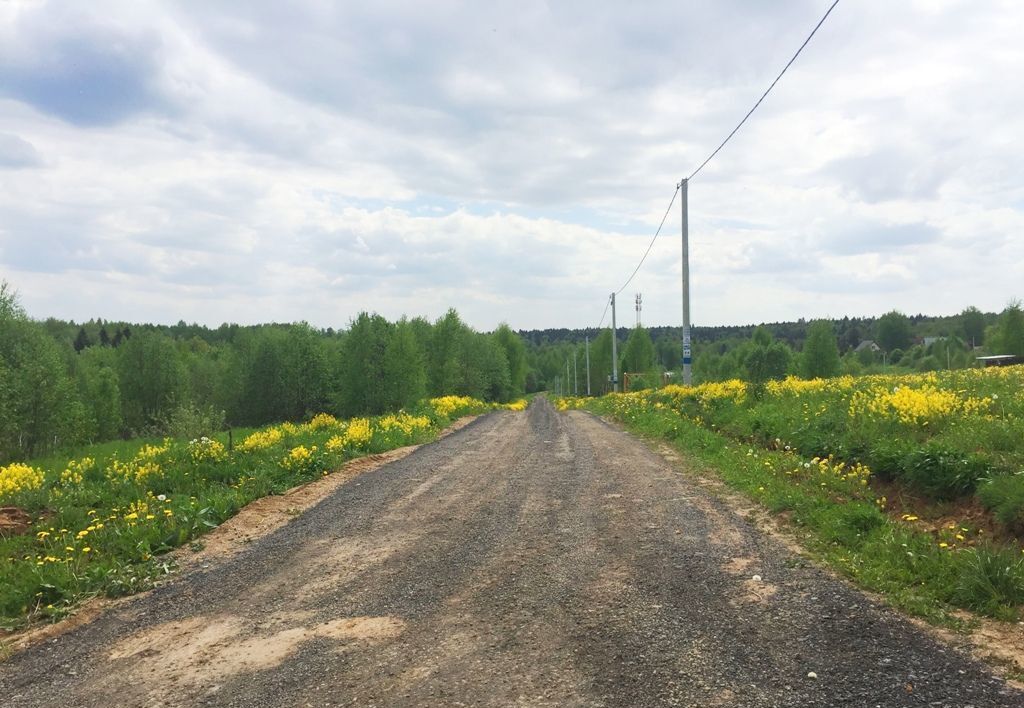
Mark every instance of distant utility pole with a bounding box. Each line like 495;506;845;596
611;293;619;392
573;348;578;395
585;336;591;396
680;178;692;386
566;358;570;397
635;293;642;328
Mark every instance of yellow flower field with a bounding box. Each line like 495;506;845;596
561;365;1024;519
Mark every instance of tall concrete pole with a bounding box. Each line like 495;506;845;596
573;348;578;395
611;293;619;392
681;178;692;386
585;336;591;396
566;358;570;397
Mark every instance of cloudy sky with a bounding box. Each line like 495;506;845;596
1;0;1022;331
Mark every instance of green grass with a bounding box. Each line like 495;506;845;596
643;367;1024;505
568;394;1024;625
0;398;501;630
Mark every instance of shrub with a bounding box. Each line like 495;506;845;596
899;443;989;500
977;474;1024;533
811;502;886;549
866;439;914;483
154;402;226;441
954;546;1024;619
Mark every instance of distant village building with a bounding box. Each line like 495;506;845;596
976;354;1023;367
854;340;881;353
922;336;947;348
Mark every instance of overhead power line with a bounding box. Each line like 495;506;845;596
589;0;841;364
592;183;678;332
616;185;680;295
596;294;611;329
688;0;841;181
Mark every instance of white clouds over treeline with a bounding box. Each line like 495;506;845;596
0;0;1022;329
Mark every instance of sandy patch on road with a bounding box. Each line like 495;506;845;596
105;612;405;701
722;556;754;574
265;530;418;603
177;415;479;572
734;578;779;605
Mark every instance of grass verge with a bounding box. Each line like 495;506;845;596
1;396;521;630
565;395;1024;626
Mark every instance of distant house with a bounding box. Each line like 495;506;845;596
976;354;1023;367
922;336;947;348
855;340;881;353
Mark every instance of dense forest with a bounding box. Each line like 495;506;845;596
0;283;527;464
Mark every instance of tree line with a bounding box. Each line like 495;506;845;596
524;303;1024;393
0;283;527;464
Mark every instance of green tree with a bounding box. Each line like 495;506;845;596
961;306;986;348
383;318;428;410
801;320;841;379
428;309;466;396
476;336;513;402
694;342;742;383
840;324;862;353
876;311;912;352
742;327;792;384
339;313;392;416
117;330;185;432
493;324;527;395
0;284;82;459
991;300;1024;356
440;331;509;401
620;325;656;375
0;281;20;321
655;335;682;371
588;329;614;395
73;327;92;352
280;323;331;419
76;346;123;440
235;329;285;425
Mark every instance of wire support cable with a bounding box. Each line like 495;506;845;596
687;0;840;181
596;295;611;330
615;184;680;295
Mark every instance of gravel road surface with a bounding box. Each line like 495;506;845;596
2;398;1021;707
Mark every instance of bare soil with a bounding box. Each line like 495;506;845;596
0;401;1020;707
0;506;31;536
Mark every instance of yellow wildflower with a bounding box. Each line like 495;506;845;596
0;462;45;499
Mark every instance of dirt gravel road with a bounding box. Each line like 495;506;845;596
2;399;1021;707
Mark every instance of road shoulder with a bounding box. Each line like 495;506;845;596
576;408;1024;689
1;415;481;658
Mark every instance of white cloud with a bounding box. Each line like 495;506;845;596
0;0;1022;330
